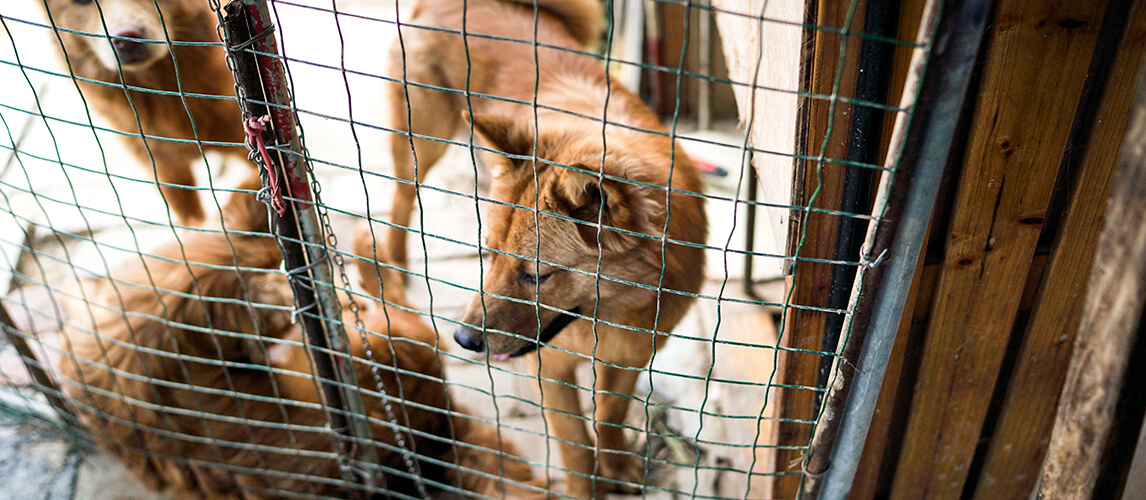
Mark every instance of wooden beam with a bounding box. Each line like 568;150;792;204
888;1;1109;497
1034;51;1146;500
771;0;864;496
971;2;1146;497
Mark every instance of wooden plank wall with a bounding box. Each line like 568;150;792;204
783;0;1146;498
771;0;865;495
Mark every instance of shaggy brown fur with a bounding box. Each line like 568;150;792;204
387;0;708;496
385;0;604;270
59;177;544;499
41;0;247;226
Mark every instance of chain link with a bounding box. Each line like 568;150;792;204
306;141;430;500
209;2;427;496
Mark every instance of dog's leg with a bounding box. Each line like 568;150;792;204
533;352;600;499
386;63;460;273
352;225;409;307
144;141;205;226
594;363;645;494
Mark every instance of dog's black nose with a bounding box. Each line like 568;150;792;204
453;326;485;352
110;26;149;64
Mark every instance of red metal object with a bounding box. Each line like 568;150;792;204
240;0;312;204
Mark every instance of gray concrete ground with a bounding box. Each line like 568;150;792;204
0;0;788;498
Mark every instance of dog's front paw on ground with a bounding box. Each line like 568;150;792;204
597;454;645;495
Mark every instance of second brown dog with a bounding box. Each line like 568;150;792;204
58;177;544;499
42;0;247;225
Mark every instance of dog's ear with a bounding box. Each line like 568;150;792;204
557;166;660;252
464;112;534;160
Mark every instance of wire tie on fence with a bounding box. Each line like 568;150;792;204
285;258;327;323
243;115;287;216
228;24;276;53
861;248;889;268
801;454;828;478
286;256;326;280
290;301;317;325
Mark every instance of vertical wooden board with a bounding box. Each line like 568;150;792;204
888;1;1108;498
656;2;694;117
971;3;1146;497
876;0;927;165
771;0;864;496
1035;60;1146;499
712;0;803;257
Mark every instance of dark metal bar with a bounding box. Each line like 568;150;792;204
800;0;994;497
815;0;898;411
743;151;766;302
220;1;382;493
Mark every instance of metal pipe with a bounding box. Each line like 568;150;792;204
221;1;382;492
697;0;712;130
743;152;764;301
801;0;993;497
815;0;898;412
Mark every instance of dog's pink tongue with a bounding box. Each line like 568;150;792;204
493;353;511;362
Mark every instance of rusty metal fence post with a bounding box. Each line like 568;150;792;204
215;0;384;493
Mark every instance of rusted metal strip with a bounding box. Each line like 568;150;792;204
219;2;383;494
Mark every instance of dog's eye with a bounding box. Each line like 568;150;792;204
73;0;94;5
520;270;551;286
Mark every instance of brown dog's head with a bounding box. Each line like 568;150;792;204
453;112;705;358
42;0;215;72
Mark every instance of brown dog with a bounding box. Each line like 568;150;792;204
384;0;605;270
387;0;708;496
58;177;544;499
41;0;245;226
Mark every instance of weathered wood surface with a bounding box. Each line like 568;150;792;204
772;0;865;495
1033;50;1146;500
972;2;1146;497
712;0;803;259
889;0;1109;497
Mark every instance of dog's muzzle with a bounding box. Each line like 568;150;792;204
453;308;581;360
453;325;486;352
109;26;151;65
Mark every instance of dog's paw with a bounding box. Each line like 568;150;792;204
598;453;645;495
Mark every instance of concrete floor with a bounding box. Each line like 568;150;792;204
0;0;788;498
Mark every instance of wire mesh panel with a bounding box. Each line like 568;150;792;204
0;0;929;498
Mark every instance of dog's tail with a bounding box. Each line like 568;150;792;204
352;225;409;308
504;0;603;47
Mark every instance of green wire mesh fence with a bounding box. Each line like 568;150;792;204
0;0;929;498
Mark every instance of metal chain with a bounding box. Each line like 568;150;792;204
208;2;427;496
308;158;429;499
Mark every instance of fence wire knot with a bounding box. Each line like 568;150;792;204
243;115;286;215
229;24;276;52
861;248;889;268
285;257;326;323
801;454;828;478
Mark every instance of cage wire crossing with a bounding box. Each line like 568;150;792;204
0;0;933;498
